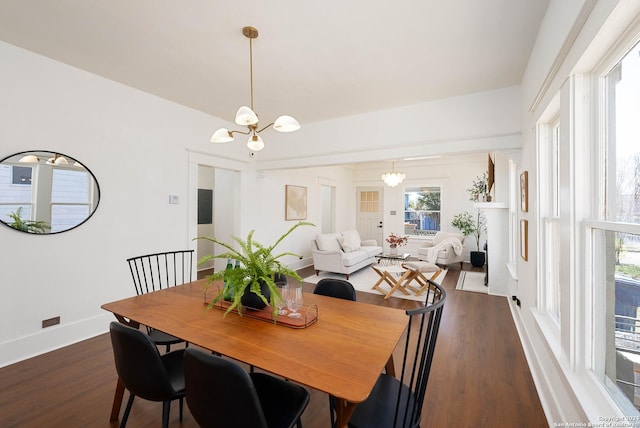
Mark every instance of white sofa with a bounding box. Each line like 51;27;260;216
311;230;382;279
417;231;466;268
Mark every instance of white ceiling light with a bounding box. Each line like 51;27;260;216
381;162;406;187
46;155;68;165
210;26;300;151
19;154;39;163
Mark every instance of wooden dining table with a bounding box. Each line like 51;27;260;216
101;279;408;428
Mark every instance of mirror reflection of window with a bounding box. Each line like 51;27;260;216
0;151;100;234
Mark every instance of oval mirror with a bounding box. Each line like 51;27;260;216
0;150;101;234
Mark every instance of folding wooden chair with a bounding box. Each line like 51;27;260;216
371;264;414;299
401;261;443;296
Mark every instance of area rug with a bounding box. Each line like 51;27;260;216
303;265;448;302
455;271;487;294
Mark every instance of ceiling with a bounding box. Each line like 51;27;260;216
0;1;549;127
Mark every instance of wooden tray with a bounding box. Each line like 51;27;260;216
204;295;318;329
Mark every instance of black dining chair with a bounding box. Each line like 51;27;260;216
313;278;357;301
313;277;357;427
127;249;194;352
347;280;446;428
109;322;185;428
183;348;310;428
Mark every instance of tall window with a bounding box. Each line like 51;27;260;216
50;168;92;232
594;39;640;413
404;186;441;236
0;163;94;233
0;164;34;221
539;117;561;323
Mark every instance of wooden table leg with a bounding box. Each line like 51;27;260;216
385;354;396;377
334;398;357;428
109;377;125;422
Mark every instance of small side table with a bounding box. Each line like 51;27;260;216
371;264;413;299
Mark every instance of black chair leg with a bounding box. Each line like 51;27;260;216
329;395;336;428
120;393;135;428
179;397;183;421
162;401;170;428
297;418;303;428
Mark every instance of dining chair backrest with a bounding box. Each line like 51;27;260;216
313;278;357;301
109;322;185;427
314;277;357;427
110;322;177;399
127;250;194;295
184;348;269;427
348;280;446;428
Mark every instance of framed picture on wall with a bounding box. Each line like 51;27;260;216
285;185;307;220
520;171;529;212
520;219;528;261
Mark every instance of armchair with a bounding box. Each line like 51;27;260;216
417;231;466;268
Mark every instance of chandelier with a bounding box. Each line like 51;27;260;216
210;26;300;151
381;162;406;187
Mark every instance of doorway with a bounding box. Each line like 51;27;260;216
320;184;335;233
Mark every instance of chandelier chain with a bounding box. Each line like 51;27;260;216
249;36;254;113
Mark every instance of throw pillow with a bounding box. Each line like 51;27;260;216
341;230;361;252
316;234;342;251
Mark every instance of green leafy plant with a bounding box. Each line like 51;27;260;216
194;221;314;320
467;171;488;201
451;210;486;251
7;207;51;234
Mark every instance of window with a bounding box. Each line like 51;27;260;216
50;168;92;232
404;186;441;236
359;190;379;213
539;117;561;323
0;162;95;233
0;164;34;222
594;39;640;413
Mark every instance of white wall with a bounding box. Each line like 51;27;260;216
257;87;523;170
0;41;243;366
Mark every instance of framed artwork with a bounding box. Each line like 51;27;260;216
520;171;528;212
285;185;307;220
487;153;495;193
520;219;528;261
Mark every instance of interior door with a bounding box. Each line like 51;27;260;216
356;187;383;244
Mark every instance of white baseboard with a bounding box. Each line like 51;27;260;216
0;313;112;368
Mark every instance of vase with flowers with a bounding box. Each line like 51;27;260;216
385;233;408;254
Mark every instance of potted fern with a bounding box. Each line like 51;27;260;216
6;207;51;234
451;210;486;267
194;221;314;320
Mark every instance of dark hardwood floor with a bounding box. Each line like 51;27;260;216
0;264;547;427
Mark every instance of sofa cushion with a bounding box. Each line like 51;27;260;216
316;233;343;251
342;250;367;267
361;245;382;258
340;230;362;252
